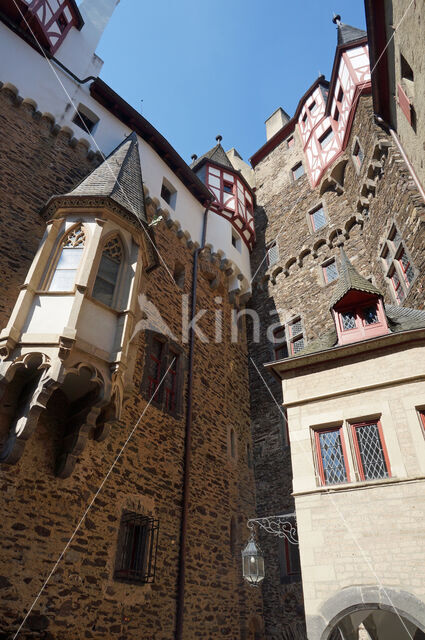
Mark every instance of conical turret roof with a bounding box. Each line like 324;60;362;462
191;142;233;171
333;14;367;46
68;132;147;223
330;247;382;308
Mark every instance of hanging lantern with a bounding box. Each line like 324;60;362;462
242;532;265;586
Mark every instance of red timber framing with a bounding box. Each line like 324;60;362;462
419;410;425;438
350;420;391;481
205;162;255;250
2;0;83;54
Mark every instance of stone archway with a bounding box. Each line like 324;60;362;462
315;586;425;640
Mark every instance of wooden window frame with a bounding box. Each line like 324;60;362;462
141;331;185;418
314;426;351;486
292;162;305;181
350;420;391;481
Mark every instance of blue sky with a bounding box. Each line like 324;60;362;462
96;0;366;164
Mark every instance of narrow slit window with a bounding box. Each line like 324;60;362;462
266;240;279;267
49;225;85;291
92;236;123;307
319;128;334;149
272;326;288;360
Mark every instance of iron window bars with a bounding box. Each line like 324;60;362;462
114;512;159;585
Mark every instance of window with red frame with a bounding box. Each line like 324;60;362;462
272;326;288;360
287;135;295;148
380;226;415;304
351;421;390;481
323;260;338;284
339;303;380;332
279;535;301;584
266;240;279;267
147;338;164;400
164;351;179;412
314;427;350;485
142;333;183;416
223;181;233;194
288;317;305;355
319;127;334;149
418;410;425;437
310;205;327;231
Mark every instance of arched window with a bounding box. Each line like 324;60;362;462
92;236;123;307
49;225;86;291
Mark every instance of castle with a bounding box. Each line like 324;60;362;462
0;1;424;639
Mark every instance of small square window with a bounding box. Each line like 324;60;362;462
398;248;414;285
287;136;295;148
319;128;334;149
363;306;379;325
341;310;356;331
309;100;317;113
72;104;99;133
302;112;308;124
291;336;305;354
161;178;177;209
418;410;425;438
289;318;303;337
232;229;241;252
323;260;338;284
292;162;305;180
223;181;233;194
337;87;344;103
310;205;327;231
334;105;341;123
114;512;159;584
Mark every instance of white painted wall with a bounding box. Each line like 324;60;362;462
0;20;253;286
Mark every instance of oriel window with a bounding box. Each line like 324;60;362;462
48;225;86;291
92;236;123;307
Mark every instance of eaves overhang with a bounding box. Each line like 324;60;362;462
90;79;214;208
265;327;425;381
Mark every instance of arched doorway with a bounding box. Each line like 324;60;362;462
327;607;425;640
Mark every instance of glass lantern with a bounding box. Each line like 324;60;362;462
242;532;265;586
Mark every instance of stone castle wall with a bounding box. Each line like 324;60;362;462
0;86;262;639
248;94;425;639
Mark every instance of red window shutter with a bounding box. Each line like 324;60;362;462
397;83;412;125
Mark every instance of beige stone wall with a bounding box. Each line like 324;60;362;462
282;338;425;637
385;0;425;191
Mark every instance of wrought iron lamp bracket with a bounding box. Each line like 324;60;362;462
247;513;298;545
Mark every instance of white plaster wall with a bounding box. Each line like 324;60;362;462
0;23;252;285
205;214;252;292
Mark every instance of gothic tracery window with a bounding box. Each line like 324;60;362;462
48;225;86;291
92;236;123;307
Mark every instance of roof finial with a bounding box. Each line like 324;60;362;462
215;134;223;143
191;154;198;162
332;13;341;25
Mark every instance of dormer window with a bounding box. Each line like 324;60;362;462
47;225;86;291
335;297;389;345
92;236;123;308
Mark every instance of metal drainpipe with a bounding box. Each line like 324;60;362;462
375;115;425;203
175;203;211;640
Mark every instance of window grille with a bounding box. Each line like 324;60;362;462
310;206;327;231
49;225;86;291
316;428;348;485
114;513;159;584
352;422;389;481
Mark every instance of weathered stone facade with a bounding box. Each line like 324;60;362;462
0;85;262;639
248;92;425;638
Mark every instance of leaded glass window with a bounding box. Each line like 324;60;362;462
341;311;356;330
353;422;389;480
324;261;338;283
363;306;379;325
291;336;305;354
292;162;304;180
310;206;327;231
289;318;303;337
399;249;414;284
49;225;86;291
317;429;348;485
93;236;123;307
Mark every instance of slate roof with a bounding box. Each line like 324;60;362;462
335;20;367;46
329;247;382;309
68;132;147;224
191;143;233;171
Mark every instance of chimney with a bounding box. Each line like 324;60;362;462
265;107;290;141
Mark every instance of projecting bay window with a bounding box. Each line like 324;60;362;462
114;512;159;585
47;224;86;291
380;225;416;304
141;332;184;417
92;235;124;308
314;426;350;486
351;421;390;481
